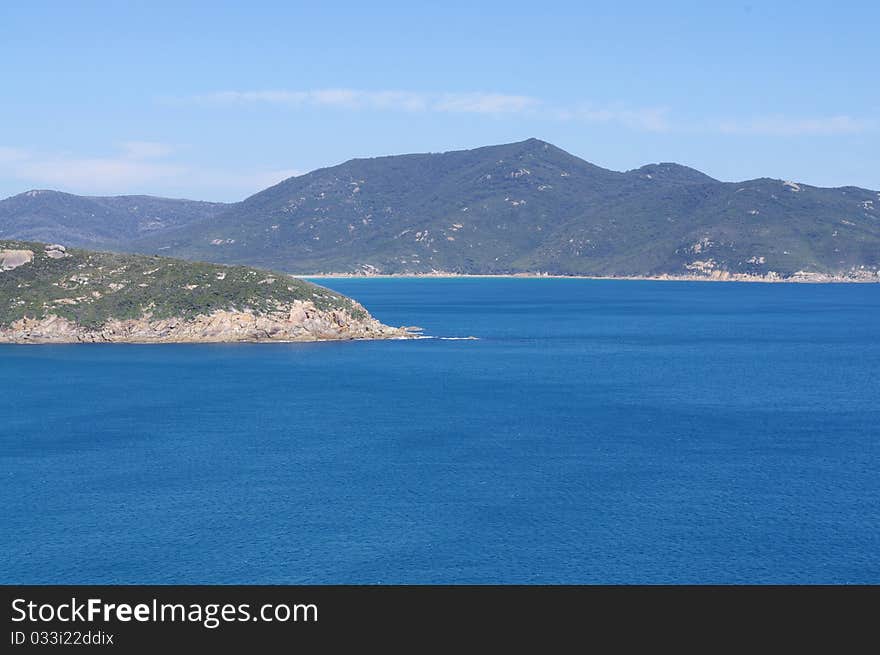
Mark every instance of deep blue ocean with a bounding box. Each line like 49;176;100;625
2;279;878;584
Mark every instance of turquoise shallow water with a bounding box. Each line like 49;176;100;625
1;278;879;583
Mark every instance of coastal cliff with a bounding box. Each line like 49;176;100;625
0;240;415;344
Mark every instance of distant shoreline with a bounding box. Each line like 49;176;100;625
296;272;880;284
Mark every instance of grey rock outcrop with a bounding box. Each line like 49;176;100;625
44;244;69;259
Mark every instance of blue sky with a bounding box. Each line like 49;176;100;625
1;1;877;201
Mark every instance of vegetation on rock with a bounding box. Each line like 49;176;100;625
0;240;364;330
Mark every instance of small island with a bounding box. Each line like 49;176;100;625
0;240;417;344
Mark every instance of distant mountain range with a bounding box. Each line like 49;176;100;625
0;191;228;248
2;139;878;278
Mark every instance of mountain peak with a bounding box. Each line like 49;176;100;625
630;162;718;184
509;137;564;153
521;137;552;148
12;189;66;200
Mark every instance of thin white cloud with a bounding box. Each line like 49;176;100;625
715;115;873;136
17;157;186;191
1;141;186;192
188;88;541;115
181;89;876;138
184;88;667;130
0;143;300;199
11;143;186;192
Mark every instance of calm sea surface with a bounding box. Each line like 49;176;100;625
1;278;878;583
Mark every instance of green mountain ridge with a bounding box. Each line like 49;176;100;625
0;190;228;247
2;139;878;277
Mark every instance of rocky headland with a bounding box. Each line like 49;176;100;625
0;241;417;344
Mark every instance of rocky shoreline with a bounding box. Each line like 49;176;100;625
0;300;419;344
